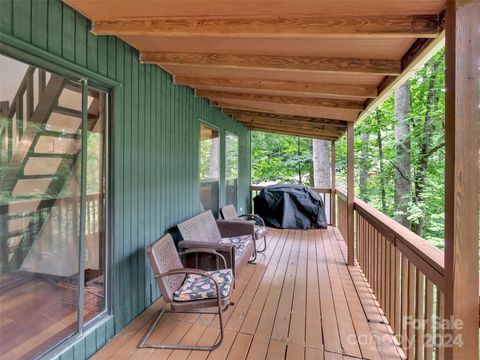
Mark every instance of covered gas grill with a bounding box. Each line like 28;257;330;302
253;184;328;230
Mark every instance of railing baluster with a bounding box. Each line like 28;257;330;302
369;222;373;288
373;228;382;303
385;236;391;319
380;233;385;310
435;289;445;360
407;262;416;359
401;255;409;351
424;279;434;360
394;247;401;338
389;240;396;330
415;271;425;359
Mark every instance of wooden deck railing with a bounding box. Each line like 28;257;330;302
336;188;347;238
1;193;102;271
336;188;445;359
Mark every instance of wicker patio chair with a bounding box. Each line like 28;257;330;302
220;204;268;253
138;233;234;351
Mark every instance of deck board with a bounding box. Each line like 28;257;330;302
93;228;403;360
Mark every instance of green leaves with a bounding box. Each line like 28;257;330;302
252;132;313;185
250;47;446;250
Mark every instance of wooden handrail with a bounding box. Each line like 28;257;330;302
335;187;444;287
336;187;347;200
353;196;445;289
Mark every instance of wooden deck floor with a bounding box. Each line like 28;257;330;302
93;228;404;360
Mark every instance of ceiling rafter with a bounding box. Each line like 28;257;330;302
245;124;340;140
140;52;402;76
212;101;357;121
235;118;345;137
175;76;377;98
196;90;365;111
92;15;441;39
223;109;348;127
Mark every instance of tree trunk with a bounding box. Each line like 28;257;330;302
312;139;331;188
394;81;412;228
297;138;303;184
359;132;370;201
376;111;387;214
208;137;219;179
412;56;442;236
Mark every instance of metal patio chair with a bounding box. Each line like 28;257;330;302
220;204;268;253
138;233;234;351
177;210;256;276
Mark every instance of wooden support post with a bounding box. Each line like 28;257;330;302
330;140;336;226
444;0;479;358
347;122;355;266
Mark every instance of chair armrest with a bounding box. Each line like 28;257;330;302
178;240;233;253
179;248;227;269
154;268;208;278
216;219;255;238
238;214;266;228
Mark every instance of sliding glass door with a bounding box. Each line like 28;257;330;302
0;54;108;359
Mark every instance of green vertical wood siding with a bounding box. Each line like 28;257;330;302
0;1;251;359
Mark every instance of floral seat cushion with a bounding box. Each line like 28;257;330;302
219;235;252;260
173;269;233;302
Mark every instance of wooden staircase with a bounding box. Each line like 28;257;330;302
0;66;101;273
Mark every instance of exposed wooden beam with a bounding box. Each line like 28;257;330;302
92;15;441;39
234;115;346;133
246;125;339;140
213;101;357;121
241;122;342;138
444;0;479;358
140;52;401;76
175;76;378;98
197;90;365;111
237;118;345;138
223;109;348;127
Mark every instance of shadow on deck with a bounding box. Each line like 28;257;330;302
93;227;404;360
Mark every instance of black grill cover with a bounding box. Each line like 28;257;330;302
253;184;328;229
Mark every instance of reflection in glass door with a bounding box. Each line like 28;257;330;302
0;54;108;359
225;132;239;208
199;123;220;217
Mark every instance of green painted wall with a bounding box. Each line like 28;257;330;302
0;0;251;358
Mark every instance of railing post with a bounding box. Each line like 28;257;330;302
330;140;336;227
347;122;354;266
444;0;479;358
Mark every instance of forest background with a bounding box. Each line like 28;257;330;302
251;48;446;249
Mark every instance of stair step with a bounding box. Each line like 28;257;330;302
41;129;81;139
20;174;54;180
53;106;81;118
29;153;75;159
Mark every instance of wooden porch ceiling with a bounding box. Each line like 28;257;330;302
64;0;446;140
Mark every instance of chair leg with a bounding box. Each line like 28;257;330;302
138;305;226;351
256;236;267;253
248;245;258;264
